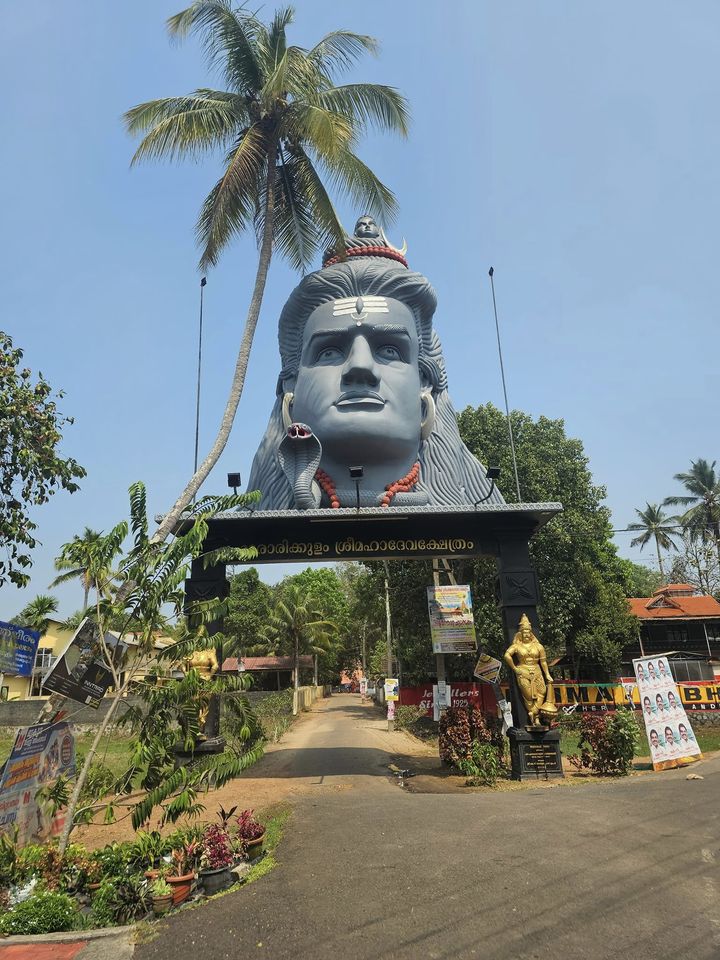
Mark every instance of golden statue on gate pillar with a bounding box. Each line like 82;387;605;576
503;614;557;727
183;647;220;739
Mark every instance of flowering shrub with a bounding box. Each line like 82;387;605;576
200;825;234;870
236;809;264;842
439;705;504;767
0;890;83;935
568;710;639;776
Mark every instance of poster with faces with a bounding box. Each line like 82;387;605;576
633;655;702;771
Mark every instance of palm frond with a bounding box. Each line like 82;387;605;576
307;31;379;77
318;145;398;225
314;83;410;137
125;93;243;164
167;1;263;93
196;123;268;268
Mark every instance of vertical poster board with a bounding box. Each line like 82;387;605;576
633;655;702;771
426;585;477;654
0;721;76;843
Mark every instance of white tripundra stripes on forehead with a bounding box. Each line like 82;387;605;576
332;296;389;317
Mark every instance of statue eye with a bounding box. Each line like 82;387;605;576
315;346;343;363
377;344;402;361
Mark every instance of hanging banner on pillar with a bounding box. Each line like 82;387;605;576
473;653;502;684
633;655;702;771
426;585;477;654
42;618;126;708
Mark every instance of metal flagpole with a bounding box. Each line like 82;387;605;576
488;267;522;502
193;277;207;476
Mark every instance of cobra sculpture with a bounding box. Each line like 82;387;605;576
277;423;323;510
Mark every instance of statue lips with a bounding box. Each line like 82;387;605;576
335;390;385;409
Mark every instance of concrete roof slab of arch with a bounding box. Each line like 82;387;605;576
192;502;563;564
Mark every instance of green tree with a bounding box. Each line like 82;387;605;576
12;594;59;636
0;332;85;588
458;404;636;679
224;567;273;657
666;531;720;598
42;482;259;852
627;503;679;580
665;458;720;563
617;559;663;598
277;566;353;683
124;2;409;543
50;527;117;610
260;583;335;713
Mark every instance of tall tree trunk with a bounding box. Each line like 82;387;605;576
293;634;299;717
152;139;279;545
35;143;279;728
655;536;665;580
58;693;123;854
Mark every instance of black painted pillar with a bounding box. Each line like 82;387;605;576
184;555;229;740
496;533;541;729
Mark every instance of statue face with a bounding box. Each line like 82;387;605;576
290;297;422;466
354;216;381;239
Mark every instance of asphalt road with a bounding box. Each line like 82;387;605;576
137;696;720;960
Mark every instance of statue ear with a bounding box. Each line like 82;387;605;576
420;391;436;441
281;392;294;430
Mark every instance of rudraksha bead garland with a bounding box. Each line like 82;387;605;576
314;463;420;509
322;245;409;269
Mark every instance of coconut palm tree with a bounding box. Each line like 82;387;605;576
13;594;59;636
260;584;335;714
124;2;409;543
50;527;110;609
627;503;680;580
665;458;720;563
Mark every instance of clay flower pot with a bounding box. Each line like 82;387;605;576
167;872;194;906
246;831;265;855
152;893;174;916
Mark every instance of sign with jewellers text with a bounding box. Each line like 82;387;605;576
0;721;76;843
633;655;702;772
0;621;40;677
426;585;477;654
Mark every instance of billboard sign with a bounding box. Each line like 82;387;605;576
0;721;76;843
426;585;477;654
42;618;126;708
0;621;40;677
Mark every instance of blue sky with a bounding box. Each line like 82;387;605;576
2;1;718;618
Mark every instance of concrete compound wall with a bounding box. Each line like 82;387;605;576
0;685;332;732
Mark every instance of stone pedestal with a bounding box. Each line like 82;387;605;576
172;736;226;768
508;727;563;781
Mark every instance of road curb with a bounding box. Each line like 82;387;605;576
0;924;134;945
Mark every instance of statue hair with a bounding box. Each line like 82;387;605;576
247;256;504;509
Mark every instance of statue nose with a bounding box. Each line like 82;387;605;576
341;336;379;385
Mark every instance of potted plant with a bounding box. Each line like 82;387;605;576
236;810;265;859
166;842;198;906
150;876;174;916
198;825;234;895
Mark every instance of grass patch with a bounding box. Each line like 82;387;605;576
560;721;720;758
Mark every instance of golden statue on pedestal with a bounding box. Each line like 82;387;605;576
503;614;557;727
183;647;220;738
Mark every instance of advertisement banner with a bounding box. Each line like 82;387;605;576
0;721;76;843
42;618;125;708
633;655;703;771
384;679;399;702
473;653;502;684
426;585;477;654
0;621;40;677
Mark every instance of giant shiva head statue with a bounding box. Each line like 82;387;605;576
247;216;503;510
